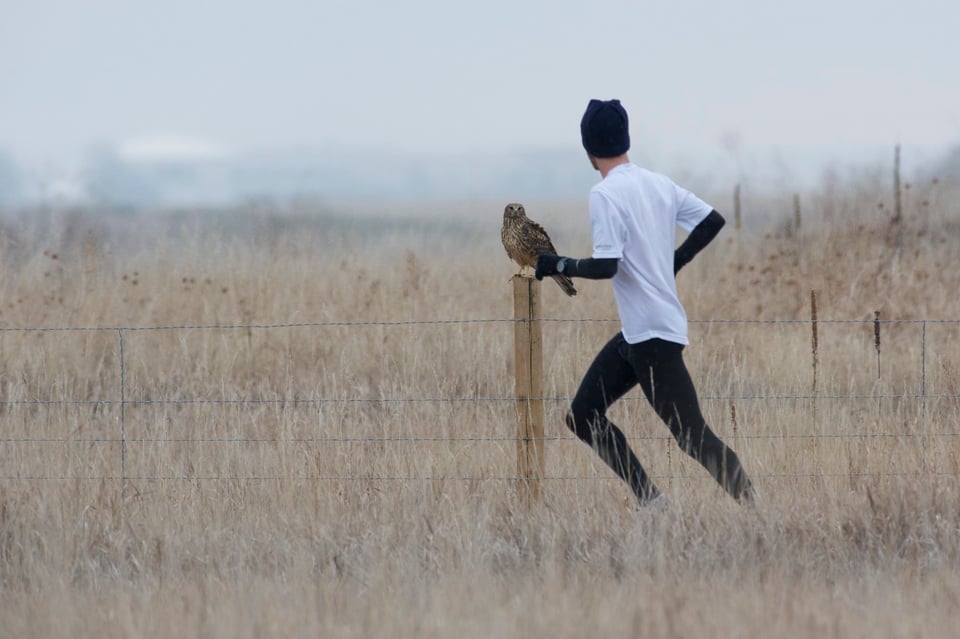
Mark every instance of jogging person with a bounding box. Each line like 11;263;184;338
535;98;754;506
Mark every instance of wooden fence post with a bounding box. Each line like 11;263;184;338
512;275;545;503
733;183;742;231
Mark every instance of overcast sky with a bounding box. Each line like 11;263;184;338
2;0;958;174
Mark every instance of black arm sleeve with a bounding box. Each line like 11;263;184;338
563;257;618;280
674;210;725;274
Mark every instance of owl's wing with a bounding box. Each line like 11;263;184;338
523;218;560;256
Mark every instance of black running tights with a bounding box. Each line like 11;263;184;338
565;334;753;504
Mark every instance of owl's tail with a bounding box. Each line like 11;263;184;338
552;274;577;297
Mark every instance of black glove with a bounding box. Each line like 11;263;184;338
535;255;564;280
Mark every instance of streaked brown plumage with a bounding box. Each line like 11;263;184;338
501;203;577;297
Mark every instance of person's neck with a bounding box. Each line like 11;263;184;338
596;154;630;178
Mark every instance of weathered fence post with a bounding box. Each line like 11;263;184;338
512;275;545;503
733;184;742;231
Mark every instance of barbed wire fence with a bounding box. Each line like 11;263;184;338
1;315;958;496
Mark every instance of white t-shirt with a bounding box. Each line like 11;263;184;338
589;163;713;345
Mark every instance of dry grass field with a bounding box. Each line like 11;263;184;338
1;174;959;637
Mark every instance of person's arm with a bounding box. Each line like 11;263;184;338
674;210;725;275
535;255;618;280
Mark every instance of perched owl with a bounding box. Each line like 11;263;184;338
501;203;576;297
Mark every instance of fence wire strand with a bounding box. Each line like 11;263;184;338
1;472;956;483
2;317;959;333
2;431;959;445
2;392;958;407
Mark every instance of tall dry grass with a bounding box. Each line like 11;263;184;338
1;176;959;637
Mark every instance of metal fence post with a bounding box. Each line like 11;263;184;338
118;328;127;499
920;320;927;473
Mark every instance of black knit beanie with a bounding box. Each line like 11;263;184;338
580;99;630;158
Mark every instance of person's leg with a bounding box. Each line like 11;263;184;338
566;333;660;504
627;339;754;502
